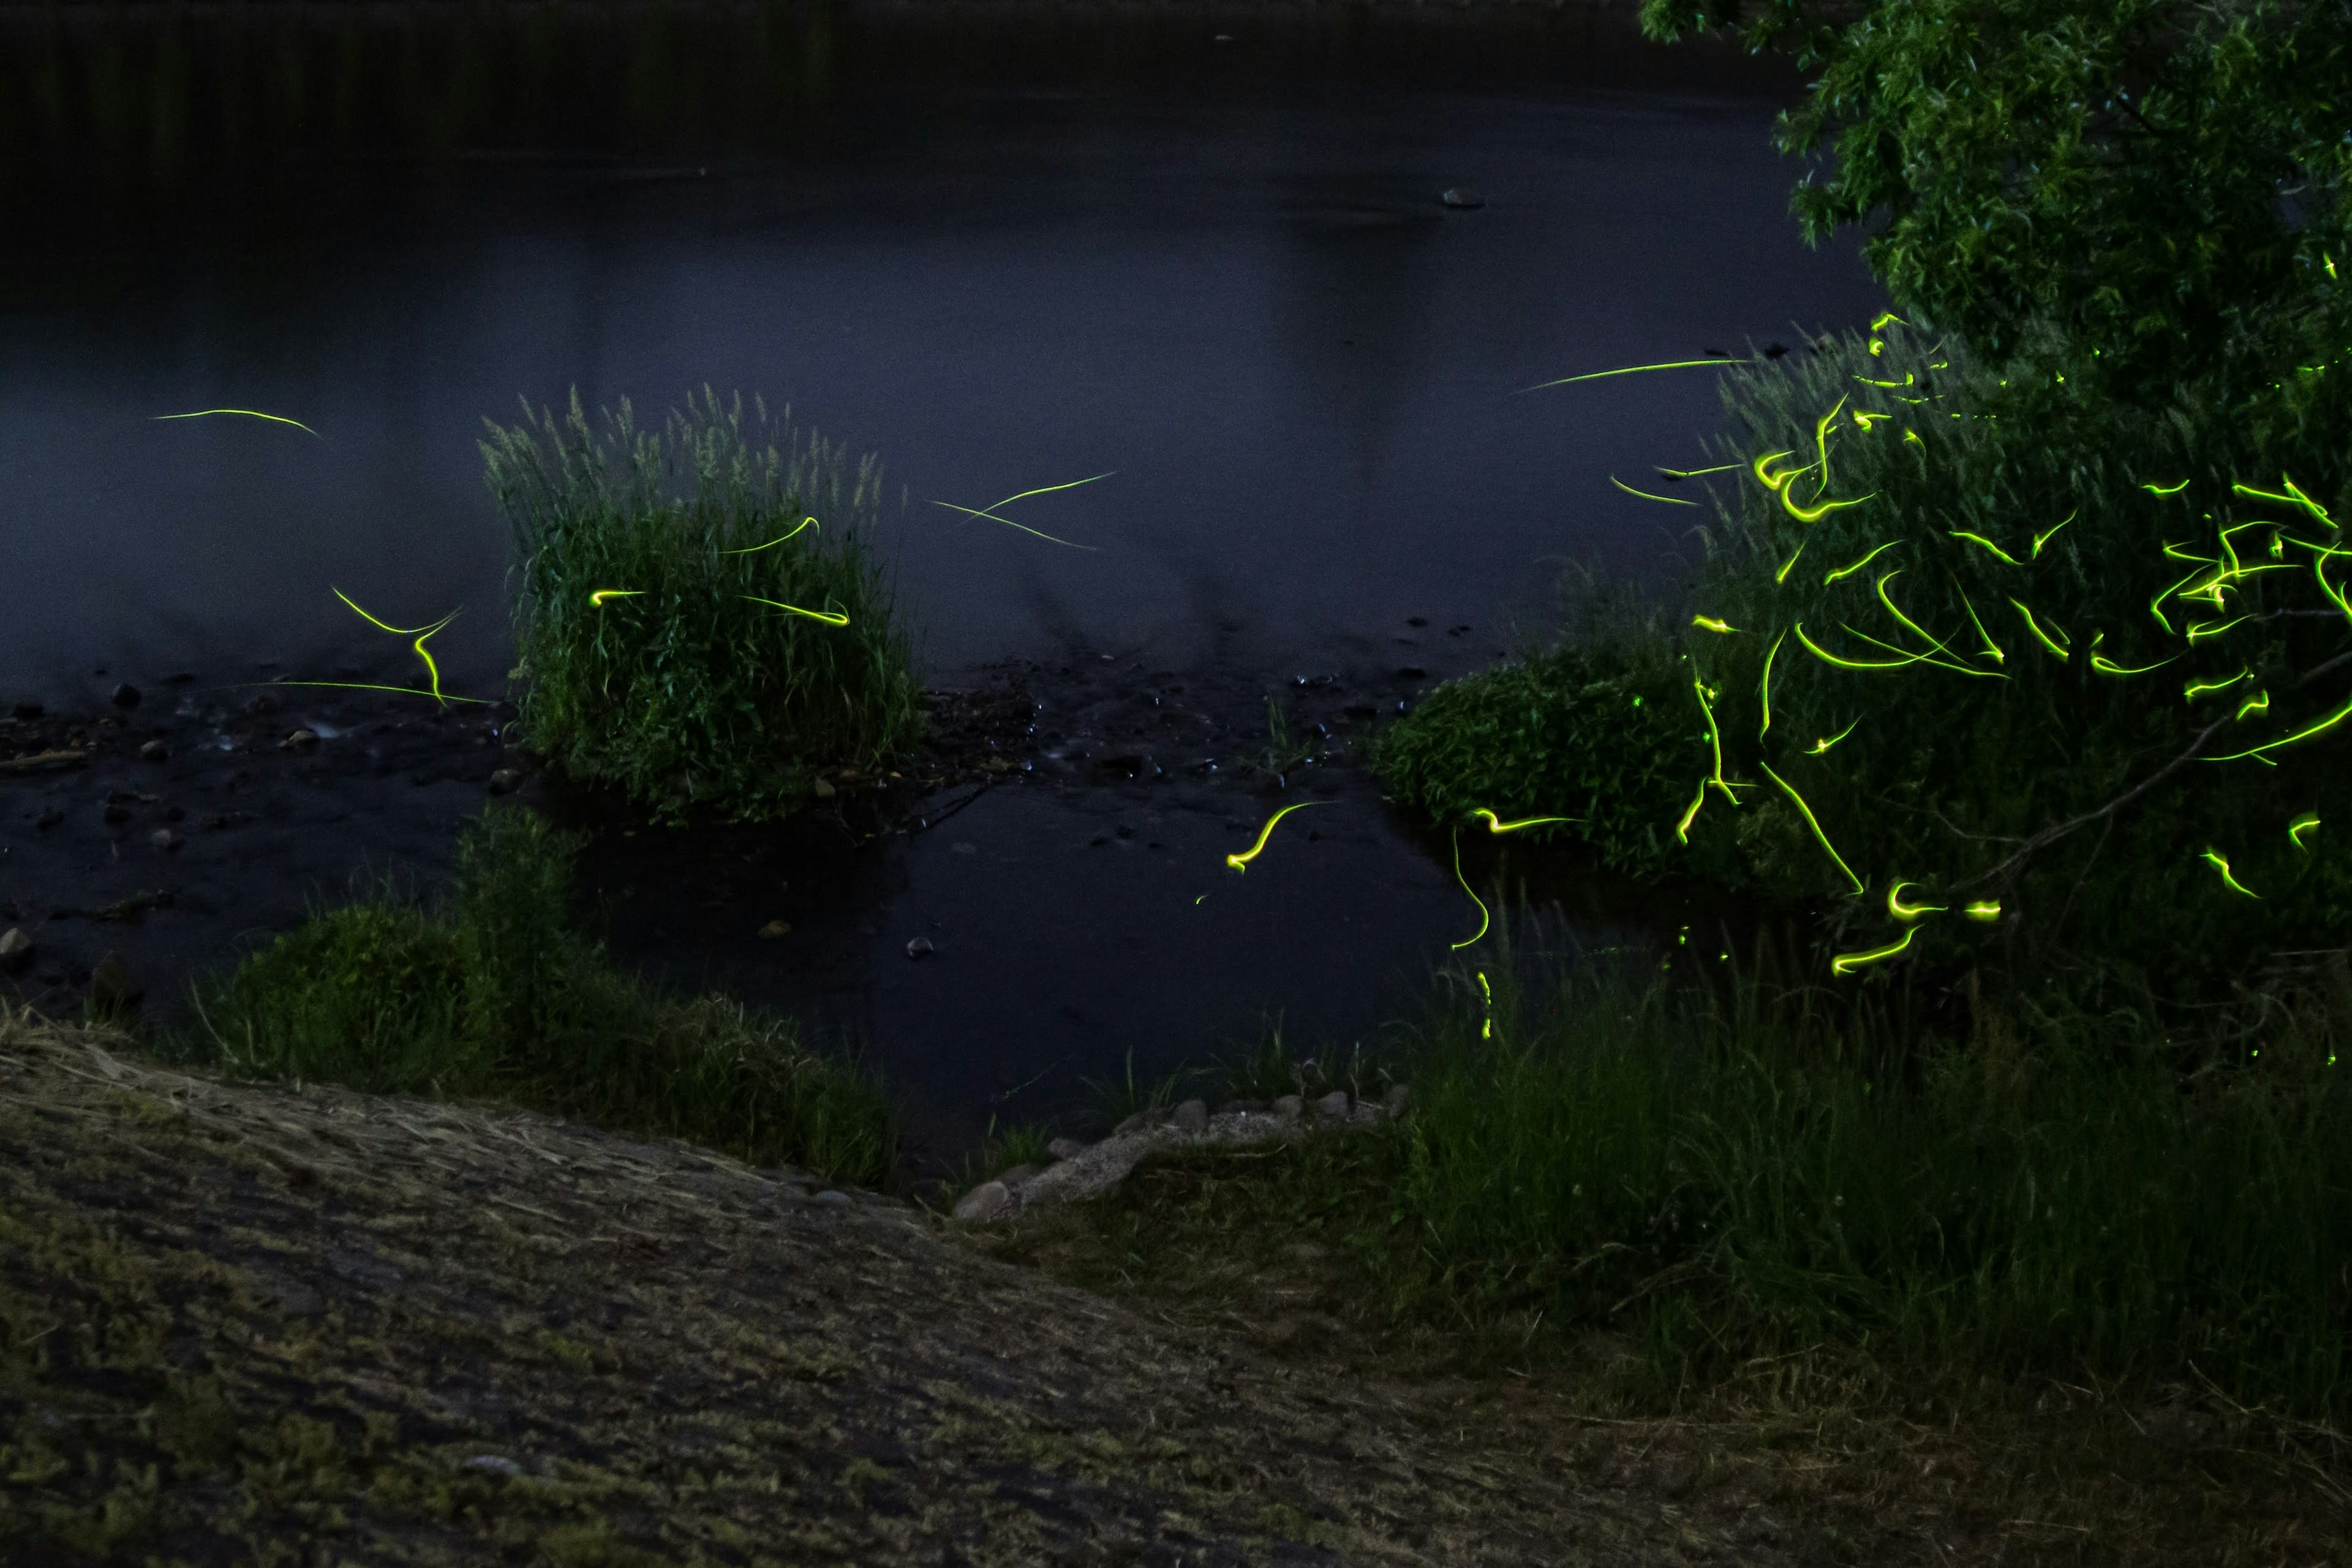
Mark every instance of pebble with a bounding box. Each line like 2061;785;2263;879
812;777;837;799
1314;1090;1351;1120
152;828;182;852
758;919;790;939
952;1180;1009;1221
487;767;522;794
905;935;935;960
1046;1137;1088;1163
138;739;168;761
109;683;140;710
1439;187;1485;209
1171;1098;1208;1134
281;729;318;752
0;927;31;968
813;1189;851;1208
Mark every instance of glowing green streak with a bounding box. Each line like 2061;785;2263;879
2089;647;2177;676
720;515;818;554
1948;575;2005;663
739;595;849;627
2143;478;2192;496
1872;570;1969;666
1805;717;1861;754
1751;448;1800;490
2201;848;2261;899
1449;831;1491;950
1691;675;1745;801
1758;629;1787;737
1673;777;1707;845
1613;475;1698;505
1227;801;1330;872
589;590;644;606
2185;615;2252;644
927;498;1099;549
1964;900;2001;921
2008;598;2070;660
1692;615;1736;634
1757;760;1864;896
2031;510;2075;558
1775;542;1807;584
1472;808;1581;834
1950;532;2024;566
331;589;458;704
261;680;494;705
1870;311;1912;331
2148;565;2209;635
2290;811;2322;850
1839;622;2000;679
1795;621;1929;671
2233;478;2337;530
1831;927;1916;974
1886;881;1945;921
1479;970;1493;1040
1821;540;1900;585
154;408;322;439
1658;462;1745;478
1780;484;1874;525
2236;689;2271;722
2203;691;2352;763
2184;669;2251;702
1516;357;1741;393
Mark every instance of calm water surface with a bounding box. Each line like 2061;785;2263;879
0;3;1883;1160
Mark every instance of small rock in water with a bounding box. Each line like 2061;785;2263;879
952;1181;1009;1221
813;1189;851;1208
151;828;182;852
1314;1090;1352;1121
0;927;31;970
1171;1098;1208;1134
138;739;168;761
487;767;522;795
1439;187;1485;209
281;729;318;751
109;682;141;710
758;919;791;940
812;776;837;799
905;935;935;960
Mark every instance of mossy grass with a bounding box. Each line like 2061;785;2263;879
159;802;900;1189
483;385;925;828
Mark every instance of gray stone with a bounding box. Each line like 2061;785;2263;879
1272;1095;1303;1120
0;927;31;970
1216;1099;1268;1116
1314;1090;1351;1120
812;776;837;799
953;1180;1009;1221
1385;1083;1411;1114
1046;1137;1088;1163
488;767;522;794
1440;187;1485;209
138;739;168;761
812;1189;851;1208
151;828;181;852
281;729;318;751
109;682;141;710
905;935;935;960
1171;1098;1208;1134
995;1163;1039;1190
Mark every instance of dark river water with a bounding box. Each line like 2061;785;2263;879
0;1;1885;1173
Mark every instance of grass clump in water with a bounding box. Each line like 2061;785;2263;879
483;385;924;827
169;803;900;1188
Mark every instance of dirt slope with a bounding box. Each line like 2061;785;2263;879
0;1008;1805;1567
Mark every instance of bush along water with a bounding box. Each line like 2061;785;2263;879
175;804;900;1188
483;385;925;828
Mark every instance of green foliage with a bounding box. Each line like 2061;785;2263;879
180;804;899;1188
1638;0;2352;412
1366;638;1729;884
483;385;924;828
1365;941;2352;1422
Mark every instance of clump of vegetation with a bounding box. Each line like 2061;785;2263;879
172;804;900;1187
484;385;925;828
1231;695;1327;787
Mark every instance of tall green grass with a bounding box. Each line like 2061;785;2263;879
1359;930;2352;1421
483;385;924;827
172;804;900;1188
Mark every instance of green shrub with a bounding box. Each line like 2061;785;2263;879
181;805;899;1188
483;385;924;827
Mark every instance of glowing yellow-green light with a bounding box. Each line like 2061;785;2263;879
2236;689;2271;722
2142;479;2190;496
1963;901;2000;922
1775;542;1807;584
1614;475;1698;505
2008;598;2070;660
2232;477;2337;530
1780;484;1875;524
2203;690;2352;763
261;679;494;705
2185;615;2252;644
589;589;644;606
1758;628;1787;737
928;472;1115;549
720;515;818;554
1227;801;1331;872
154;407;323;439
1950;532;2024;567
1831;927;1916;974
1471;808;1580;834
2290;811;2322;850
1822;540;1900;586
2031;510;2075;558
1478;970;1494;1039
740;595;849;627
1804;717;1861;755
1870;312;1912;332
1757;761;1864;897
1886;881;1945;921
1692;614;1736;634
1450;831;1492;950
1673;777;1707;845
2201;848;2261;899
1517;356;1743;393
2184;669;2251;702
331;588;458;705
1657;462;1745;479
